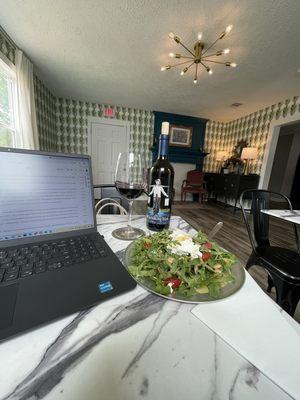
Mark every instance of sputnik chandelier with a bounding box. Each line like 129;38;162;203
161;25;237;83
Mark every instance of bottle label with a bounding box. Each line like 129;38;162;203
147;209;170;225
147;177;171;226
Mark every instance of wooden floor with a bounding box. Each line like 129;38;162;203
172;201;300;322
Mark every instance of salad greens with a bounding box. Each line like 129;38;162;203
128;229;236;298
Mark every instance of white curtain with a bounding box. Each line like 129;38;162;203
15;49;39;150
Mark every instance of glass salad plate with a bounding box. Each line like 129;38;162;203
123;241;246;304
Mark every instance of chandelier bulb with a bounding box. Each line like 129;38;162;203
169;52;175;58
180;67;188;75
169;32;180;43
161;65;171;71
230;62;237;67
223;48;230;54
219;24;233;39
208;69;213;75
197;32;202;40
193;78;198;84
225;24;233;34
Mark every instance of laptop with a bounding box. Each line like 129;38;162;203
0;147;136;341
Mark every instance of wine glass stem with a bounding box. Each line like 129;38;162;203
127;200;133;231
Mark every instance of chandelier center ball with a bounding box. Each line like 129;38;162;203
193;41;204;59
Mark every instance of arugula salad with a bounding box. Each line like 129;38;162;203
128;229;236;298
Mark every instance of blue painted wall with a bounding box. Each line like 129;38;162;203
152;111;208;170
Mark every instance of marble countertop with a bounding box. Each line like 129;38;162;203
261;209;300;225
0;215;297;400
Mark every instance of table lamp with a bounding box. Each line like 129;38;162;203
241;147;258;174
216;150;227;173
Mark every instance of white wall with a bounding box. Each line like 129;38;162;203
172;163;195;201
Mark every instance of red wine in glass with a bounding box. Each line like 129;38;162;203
112;153;145;240
115;181;144;200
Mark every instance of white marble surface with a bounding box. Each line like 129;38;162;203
0;215;296;400
261;209;300;224
192;273;300;399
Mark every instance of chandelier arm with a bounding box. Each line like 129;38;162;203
185;61;195;71
194;63;198;81
178;41;195;57
202;37;221;56
179;56;195;59
168;59;195;68
203;59;228;65
202;52;221;58
200;61;209;70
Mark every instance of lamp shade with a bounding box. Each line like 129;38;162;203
241;147;258;160
216;150;227;161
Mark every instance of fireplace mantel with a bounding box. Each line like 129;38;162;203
152;148;209;164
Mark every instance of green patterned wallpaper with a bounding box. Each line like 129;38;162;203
204;96;300;174
34;75;57;151
0;26;15;64
56;97;154;168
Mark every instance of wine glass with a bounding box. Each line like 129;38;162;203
112;152;145;240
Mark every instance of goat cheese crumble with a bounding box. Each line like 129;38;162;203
168;229;203;259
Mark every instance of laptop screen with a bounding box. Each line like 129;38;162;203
0;150;95;241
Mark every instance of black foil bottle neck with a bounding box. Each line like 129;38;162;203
158;134;169;159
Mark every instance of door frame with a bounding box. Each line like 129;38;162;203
87;116;131;156
259;111;300;189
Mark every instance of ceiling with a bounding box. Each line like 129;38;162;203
0;0;299;121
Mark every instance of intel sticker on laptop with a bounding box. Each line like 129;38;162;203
98;281;113;293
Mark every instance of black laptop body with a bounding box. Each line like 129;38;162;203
0;148;136;341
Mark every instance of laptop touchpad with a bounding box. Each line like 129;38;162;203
0;284;18;329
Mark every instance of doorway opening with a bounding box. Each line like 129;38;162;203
268;121;300;208
87;117;130;198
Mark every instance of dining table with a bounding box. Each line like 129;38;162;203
261;209;300;225
0;214;299;400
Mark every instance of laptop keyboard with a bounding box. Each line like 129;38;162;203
0;235;106;284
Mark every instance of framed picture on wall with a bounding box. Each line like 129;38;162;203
169;125;193;147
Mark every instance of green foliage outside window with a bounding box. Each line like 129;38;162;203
0;126;13;147
0;72;11;125
0;69;14;147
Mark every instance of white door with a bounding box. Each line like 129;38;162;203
88;118;130;197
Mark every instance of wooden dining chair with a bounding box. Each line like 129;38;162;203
181;170;208;203
240;189;300;316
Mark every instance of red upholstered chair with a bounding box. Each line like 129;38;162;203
181;170;208;203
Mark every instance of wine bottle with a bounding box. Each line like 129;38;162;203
146;122;174;231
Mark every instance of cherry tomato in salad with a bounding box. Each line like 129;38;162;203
203;242;213;250
143;240;152;249
163;277;182;289
202;252;211;262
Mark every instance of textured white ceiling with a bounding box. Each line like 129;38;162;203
0;0;300;121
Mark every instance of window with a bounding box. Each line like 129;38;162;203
0;58;19;147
